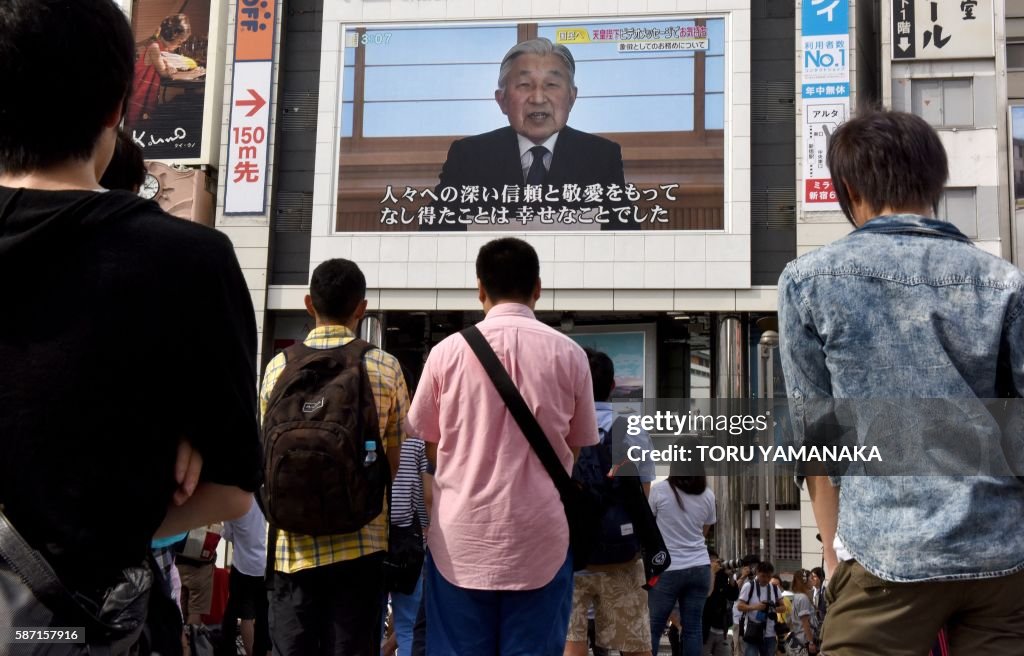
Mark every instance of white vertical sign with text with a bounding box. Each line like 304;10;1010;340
224;0;277;215
224;62;272;214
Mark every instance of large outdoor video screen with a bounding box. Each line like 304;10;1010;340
335;18;726;232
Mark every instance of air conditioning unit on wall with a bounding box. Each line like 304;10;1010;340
140;162;215;227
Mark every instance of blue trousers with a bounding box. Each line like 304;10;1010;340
424;551;574;656
647;565;711;656
391;574;424;656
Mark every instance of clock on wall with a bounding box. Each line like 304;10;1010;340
139;173;160;200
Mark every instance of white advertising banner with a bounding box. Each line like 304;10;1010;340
224;61;272;214
223;0;277;215
892;0;994;61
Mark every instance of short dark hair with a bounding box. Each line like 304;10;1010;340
584;347;615;402
310;259;366;323
0;0;135;173
475;238;539;302
756;561;775;575
827;109;948;225
100;132;146;192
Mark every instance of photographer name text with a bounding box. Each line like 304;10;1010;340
627;443;883;464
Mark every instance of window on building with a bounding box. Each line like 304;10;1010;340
1008;41;1024;70
937;187;978;238
910;78;974;127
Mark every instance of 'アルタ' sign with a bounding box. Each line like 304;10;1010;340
224;0;277;215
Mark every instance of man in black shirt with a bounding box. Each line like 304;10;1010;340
703;551;740;656
0;0;259;628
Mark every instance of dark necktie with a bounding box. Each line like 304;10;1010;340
525;145;548;185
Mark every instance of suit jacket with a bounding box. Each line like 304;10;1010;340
424;125;637;231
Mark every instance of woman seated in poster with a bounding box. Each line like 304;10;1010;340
126;13;205;125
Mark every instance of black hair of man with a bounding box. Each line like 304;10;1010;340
100;131;146;192
755;561;775;575
0;0;134;173
826;108;948;227
309;259;366;323
584;347;615;402
476;237;539;302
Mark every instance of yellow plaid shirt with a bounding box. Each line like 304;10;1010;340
259;325;408;573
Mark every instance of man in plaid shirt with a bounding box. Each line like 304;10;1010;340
260;258;409;655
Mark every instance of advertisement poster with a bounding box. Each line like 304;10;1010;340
223;0;277;215
892;0;994;60
569;331;647;399
125;0;211;160
335;18;726;232
801;0;849;212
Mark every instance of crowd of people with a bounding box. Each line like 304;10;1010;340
3;2;1024;656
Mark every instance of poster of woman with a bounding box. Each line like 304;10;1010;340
124;0;211;159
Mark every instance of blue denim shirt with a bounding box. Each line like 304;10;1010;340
778;214;1024;582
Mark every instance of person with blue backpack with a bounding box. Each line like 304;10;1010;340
564;348;663;656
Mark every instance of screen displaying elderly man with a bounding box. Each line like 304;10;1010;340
425;37;635;231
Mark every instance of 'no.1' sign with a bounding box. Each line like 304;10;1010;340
224;0;277;215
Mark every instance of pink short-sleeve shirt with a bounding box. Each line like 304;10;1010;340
405;303;598;590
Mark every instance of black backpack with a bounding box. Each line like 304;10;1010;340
260;340;388;536
572;417;645;565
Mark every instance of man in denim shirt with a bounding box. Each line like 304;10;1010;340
778;110;1024;655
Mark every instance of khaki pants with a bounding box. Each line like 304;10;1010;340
821;560;1024;656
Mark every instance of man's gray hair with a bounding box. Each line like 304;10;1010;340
497;38;576;91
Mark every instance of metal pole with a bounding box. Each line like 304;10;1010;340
716;315;744;559
759;330;780;563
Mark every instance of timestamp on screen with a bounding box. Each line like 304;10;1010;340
361;32;392;45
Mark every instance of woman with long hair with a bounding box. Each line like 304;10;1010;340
784;570;819;656
126;14;204;125
647;460;716;656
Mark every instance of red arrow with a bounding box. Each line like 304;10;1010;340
235;88;266;117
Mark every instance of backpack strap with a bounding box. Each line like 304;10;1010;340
265;338;375;413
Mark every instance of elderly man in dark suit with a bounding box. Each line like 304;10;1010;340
425;37;636;231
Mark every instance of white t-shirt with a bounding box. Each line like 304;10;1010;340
222;501;267;578
648;483;716;571
737;579;783;638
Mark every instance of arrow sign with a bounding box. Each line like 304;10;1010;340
235;88;266;117
898;37;910;52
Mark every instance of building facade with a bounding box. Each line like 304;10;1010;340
117;0;1018;574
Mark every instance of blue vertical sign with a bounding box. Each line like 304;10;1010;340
802;0;849;37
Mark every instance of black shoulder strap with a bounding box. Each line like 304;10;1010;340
460;326;573;497
0;511;65;606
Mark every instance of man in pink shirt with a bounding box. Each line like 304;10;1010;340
406;237;599;655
